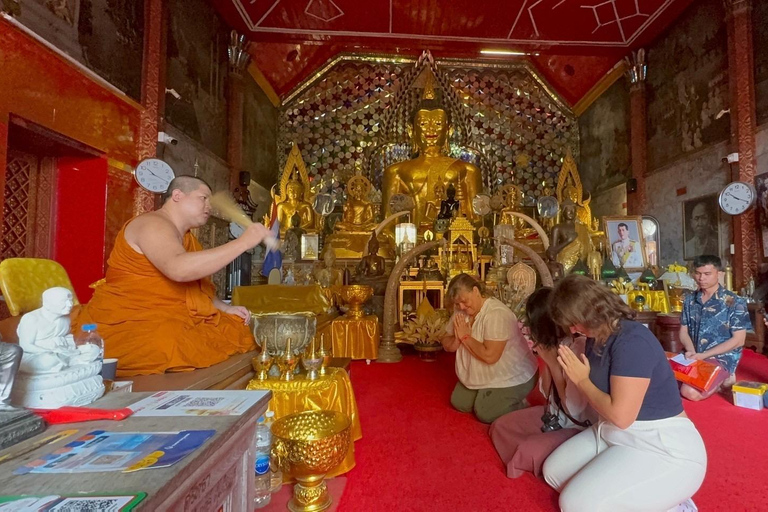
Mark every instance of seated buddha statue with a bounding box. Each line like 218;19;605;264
356;231;386;278
382;73;482;227
437;183;460;220
275;173;315;239
335;175;377;232
498;184;536;238
546;200;592;274
423;181;446;227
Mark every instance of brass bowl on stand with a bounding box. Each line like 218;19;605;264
272;410;352;512
337;285;373;319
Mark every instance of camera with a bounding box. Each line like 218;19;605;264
541;411;562;433
158;132;178;146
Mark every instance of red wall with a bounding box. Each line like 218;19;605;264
52;157;109;302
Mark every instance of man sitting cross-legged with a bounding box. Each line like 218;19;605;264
73;176;271;377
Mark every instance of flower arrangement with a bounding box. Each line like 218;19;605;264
401;307;449;347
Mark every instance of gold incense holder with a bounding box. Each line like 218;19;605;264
302;350;323;381
252;349;273;381
337;285;373;319
272;411;352;512
317;341;332;377
277;338;300;381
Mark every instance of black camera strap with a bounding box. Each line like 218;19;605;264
551;382;592;429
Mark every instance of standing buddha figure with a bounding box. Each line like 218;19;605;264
382;71;482;227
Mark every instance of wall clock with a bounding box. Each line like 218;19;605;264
134;158;175;193
718;181;756;215
536;195;559;219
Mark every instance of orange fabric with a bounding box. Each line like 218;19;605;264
73;227;255;377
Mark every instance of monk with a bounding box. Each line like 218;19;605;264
73;176;271;377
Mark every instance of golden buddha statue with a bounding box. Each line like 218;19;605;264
546;199;592;273
556;149;600;234
382;72;482;227
268;144;316;239
335;175;376;232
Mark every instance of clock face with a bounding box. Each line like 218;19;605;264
134;158;175;193
229;221;245;239
718;181;756;215
536;196;560;219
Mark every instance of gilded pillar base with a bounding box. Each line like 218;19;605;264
377;342;402;363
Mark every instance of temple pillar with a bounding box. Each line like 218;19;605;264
135;0;167;215
725;0;758;289
227;31;252;193
625;50;647;215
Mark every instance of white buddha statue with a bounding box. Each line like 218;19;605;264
12;287;104;408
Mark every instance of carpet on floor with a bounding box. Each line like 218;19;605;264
334;347;768;511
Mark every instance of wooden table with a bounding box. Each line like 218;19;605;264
0;391;270;511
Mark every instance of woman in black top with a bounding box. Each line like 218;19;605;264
543;275;706;512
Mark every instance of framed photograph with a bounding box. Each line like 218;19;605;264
756;173;768;261
603;216;647;271
682;194;720;260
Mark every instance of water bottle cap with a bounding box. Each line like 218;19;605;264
82;324;97;332
266;411;275;418
257;415;265;423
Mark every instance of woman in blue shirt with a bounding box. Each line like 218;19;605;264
543;275;706;512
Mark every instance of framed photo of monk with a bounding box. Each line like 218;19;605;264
682;194;721;261
604;216;647;271
755;173;768;261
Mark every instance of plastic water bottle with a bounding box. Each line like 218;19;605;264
77;324;104;361
264;411;283;493
254;416;272;508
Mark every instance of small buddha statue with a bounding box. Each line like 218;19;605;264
356;231;386;277
437;183;460;220
424;182;446;225
282;212;304;261
315;245;344;287
546;200;592;274
335;175;377;232
275;174;315;239
14;287;103;408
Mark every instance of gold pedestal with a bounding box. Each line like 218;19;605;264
272;410;352;512
324;231;395;260
338;285;373;319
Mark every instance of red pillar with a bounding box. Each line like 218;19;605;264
135;0;167;215
625;50;648;215
725;0;758;289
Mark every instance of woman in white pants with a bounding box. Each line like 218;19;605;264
543;275;706;512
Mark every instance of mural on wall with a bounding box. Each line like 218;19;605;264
243;75;278;190
578;78;631;196
278;58;578;200
754;0;768;126
9;0;144;100
646;0;729;172
165;0;228;160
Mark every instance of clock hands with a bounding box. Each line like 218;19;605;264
726;192;748;204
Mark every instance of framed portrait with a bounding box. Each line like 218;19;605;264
755;173;768;261
682;194;720;261
641;216;661;268
603;216;647;271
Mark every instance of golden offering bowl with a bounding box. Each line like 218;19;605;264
272;411;352;512
337;285;373;319
251;350;273;381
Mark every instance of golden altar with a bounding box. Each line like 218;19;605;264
246;367;361;478
318;315;380;360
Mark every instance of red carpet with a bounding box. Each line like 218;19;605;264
337;348;768;511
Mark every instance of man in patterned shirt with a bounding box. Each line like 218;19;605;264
679;255;751;401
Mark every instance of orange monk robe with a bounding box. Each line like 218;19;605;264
73;226;255;377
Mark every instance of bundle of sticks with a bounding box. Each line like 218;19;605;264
210;191;280;250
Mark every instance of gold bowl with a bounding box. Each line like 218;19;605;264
272;410;351;512
337;285;373;318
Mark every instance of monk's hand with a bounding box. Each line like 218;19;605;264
240;223;271;249
222;305;251;325
557;345;590;388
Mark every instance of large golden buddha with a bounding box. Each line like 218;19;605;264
382;79;482;227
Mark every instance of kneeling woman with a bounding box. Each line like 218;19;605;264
490;287;596;478
441;274;538;424
544;275;706;512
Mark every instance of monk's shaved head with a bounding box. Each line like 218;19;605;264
162;175;211;203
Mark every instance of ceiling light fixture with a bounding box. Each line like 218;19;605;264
480;49;529;56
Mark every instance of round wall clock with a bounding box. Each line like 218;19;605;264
718;181;756;215
229;221;245;239
134;158;175;193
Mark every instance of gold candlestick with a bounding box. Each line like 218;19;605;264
277;338;299;381
317;334;332;376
